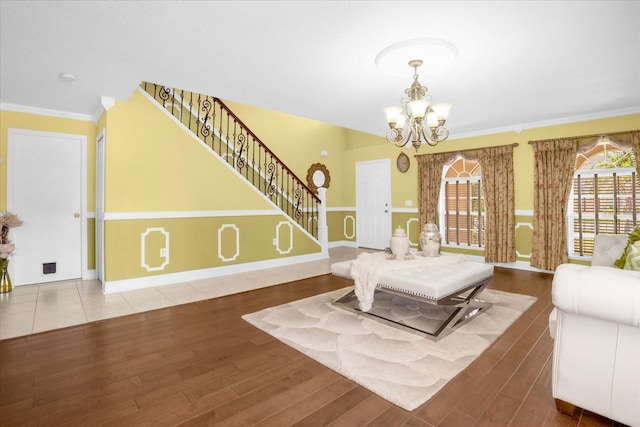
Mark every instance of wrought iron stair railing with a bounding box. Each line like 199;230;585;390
141;82;320;239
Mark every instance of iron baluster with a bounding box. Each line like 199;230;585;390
294;187;302;220
251;136;256;188
199;96;212;142
267;161;276;197
236;131;247;171
210;98;217;151
158;85;171;104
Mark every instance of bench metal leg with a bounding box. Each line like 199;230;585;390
332;277;492;340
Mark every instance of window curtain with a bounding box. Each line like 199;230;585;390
478;145;516;262
632;131;640;176
530;138;577;270
416;153;453;231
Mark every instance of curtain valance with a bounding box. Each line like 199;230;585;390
414;142;519;163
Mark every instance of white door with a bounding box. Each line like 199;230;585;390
356;159;391;249
7;129;84;285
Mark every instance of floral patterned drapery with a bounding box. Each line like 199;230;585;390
416;153;453;231
417;145;516;261
632;131;640;176
530;138;577;271
478;145;516;262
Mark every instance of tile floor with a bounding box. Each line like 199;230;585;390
0;246;367;340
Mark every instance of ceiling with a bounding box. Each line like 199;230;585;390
1;1;639;139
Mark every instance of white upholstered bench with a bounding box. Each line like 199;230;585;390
331;255;494;339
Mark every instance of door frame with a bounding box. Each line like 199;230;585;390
355;158;391;249
95;129;105;285
7;128;88;283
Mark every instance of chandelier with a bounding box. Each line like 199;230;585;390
384;59;451;151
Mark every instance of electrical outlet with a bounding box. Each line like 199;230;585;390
160;248;167;257
272;238;277;245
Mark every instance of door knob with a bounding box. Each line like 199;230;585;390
74;213;80;218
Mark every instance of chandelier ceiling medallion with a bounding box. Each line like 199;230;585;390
377;38;457;151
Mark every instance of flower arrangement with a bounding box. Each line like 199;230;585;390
1;212;23;259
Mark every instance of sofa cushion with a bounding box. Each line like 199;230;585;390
614;227;640;269
624;242;640;271
592;234;628;267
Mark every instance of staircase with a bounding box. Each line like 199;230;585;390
140;82;321;240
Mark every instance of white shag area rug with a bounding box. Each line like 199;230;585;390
242;287;537;411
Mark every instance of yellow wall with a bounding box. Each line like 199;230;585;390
328;210;356;243
338;113;639;260
2;89;638;283
104;215;319;281
101;90;324;281
341;114;640;211
222;100;348;208
104;91;277;212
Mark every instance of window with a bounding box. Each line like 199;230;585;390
568;139;638;257
439;158;485;247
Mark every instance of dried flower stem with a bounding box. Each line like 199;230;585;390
1;225;8;245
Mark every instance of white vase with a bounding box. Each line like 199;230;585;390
420;222;442;257
390;227;410;260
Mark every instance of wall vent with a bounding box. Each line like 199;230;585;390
43;262;56;274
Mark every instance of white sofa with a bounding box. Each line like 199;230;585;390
550;234;640;426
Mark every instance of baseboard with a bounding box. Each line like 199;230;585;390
101;247;552;294
329;240;358;248
102;251;328;294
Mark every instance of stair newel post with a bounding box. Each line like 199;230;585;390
317;187;328;256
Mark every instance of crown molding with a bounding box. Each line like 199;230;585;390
92;96;116;123
449;106;640;141
0;102;95;122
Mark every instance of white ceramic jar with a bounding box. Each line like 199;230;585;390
390;226;410;260
420;222;442;257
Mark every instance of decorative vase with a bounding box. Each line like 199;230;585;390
420;222;442;257
390;226;410;261
0;258;11;293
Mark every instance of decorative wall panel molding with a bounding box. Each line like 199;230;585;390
141;227;169;272
218;224;240;262
275;221;293;255
343;215;355;239
515;222;534;259
406;218;419;247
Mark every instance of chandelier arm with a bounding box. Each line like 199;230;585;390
399;125;413;147
421;128;440;146
386;127;411;147
433;126;450;142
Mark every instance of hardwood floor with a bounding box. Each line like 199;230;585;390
0;268;625;426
